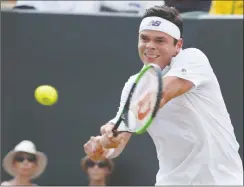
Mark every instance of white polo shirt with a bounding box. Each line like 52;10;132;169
110;48;243;185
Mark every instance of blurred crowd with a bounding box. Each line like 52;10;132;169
1;0;243;186
1;140;114;186
1;0;243;15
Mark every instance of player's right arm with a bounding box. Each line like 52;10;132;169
84;75;136;160
83;128;131;161
99;122;132;158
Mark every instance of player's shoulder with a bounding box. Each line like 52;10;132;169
182;47;205;54
180;48;209;61
173;48;210;66
125;73;138;85
121;73;139;89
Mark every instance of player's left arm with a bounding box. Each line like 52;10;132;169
160;76;194;108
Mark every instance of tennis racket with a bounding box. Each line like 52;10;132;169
112;63;163;136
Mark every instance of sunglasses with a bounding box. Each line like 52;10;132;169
14;155;37;163
86;160;108;168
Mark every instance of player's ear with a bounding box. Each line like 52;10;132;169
175;38;183;55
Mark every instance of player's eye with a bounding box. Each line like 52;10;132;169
141;36;149;41
156;39;164;43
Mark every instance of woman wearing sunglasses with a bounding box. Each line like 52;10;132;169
81;156;114;186
1;140;47;186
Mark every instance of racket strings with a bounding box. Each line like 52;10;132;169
126;69;159;132
113;64;162;135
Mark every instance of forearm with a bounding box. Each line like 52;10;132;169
104;145;124;159
160;76;193;108
104;132;132;159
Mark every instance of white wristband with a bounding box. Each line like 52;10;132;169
105;148;116;159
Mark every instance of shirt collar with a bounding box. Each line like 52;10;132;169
142;48;182;76
161;65;170;76
161;48;183;75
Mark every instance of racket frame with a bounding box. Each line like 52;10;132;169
112;63;163;135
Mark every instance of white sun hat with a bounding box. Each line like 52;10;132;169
3;140;48;179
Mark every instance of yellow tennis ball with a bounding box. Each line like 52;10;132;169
34;85;58;106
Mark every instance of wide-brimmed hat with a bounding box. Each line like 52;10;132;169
3;140;48;179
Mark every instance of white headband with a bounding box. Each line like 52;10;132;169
139;16;181;40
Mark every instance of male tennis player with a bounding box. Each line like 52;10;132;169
84;5;243;185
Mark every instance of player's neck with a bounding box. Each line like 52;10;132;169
161;59;172;70
89;179;106;186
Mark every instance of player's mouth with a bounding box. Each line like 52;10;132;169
144;53;159;59
144;53;159;62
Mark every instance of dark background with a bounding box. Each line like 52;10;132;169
1;10;243;185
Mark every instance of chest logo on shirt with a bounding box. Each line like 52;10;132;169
181;68;186;72
137;92;151;120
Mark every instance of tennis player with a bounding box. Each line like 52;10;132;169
84;5;243;185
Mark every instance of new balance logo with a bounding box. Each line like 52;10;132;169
147;20;161;27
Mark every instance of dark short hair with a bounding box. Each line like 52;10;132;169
142;5;183;43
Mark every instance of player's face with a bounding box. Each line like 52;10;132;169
138;30;182;69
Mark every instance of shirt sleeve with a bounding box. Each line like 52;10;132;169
164;48;213;91
109;75;137;131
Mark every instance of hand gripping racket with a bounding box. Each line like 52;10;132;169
112;63;163;136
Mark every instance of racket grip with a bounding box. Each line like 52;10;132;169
112;128;130;137
112;128;119;137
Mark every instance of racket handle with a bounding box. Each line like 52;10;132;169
111;118;122;137
112;128;119;137
112;126;125;137
112;117;131;137
112;128;132;137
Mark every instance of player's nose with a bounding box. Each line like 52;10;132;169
146;41;156;50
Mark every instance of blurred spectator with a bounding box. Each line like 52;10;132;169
13;1;101;13
100;1;165;15
1;0;16;9
164;0;212;13
1;140;47;186
13;1;165;15
209;0;243;15
81;156;114;186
